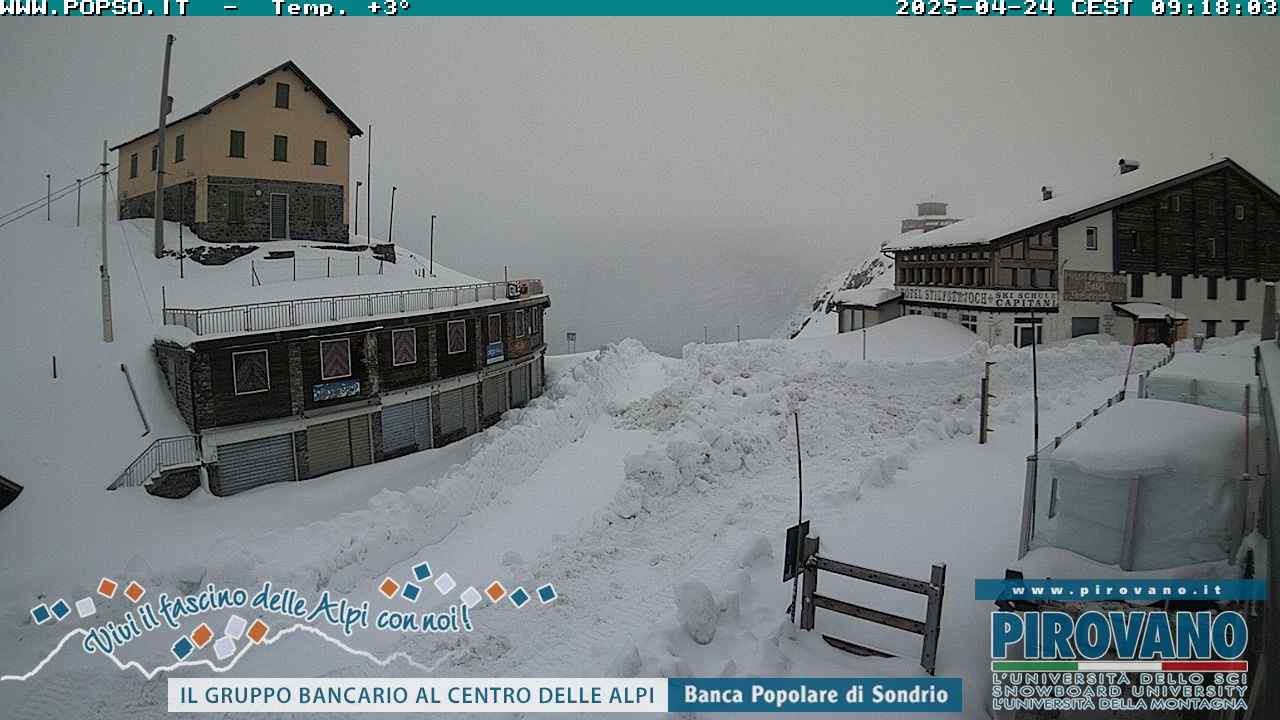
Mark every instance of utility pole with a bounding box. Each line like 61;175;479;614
1031;311;1040;459
100;141;114;343
387;185;397;244
178;187;185;279
429;214;436;276
76;177;82;226
153;33;175;259
366;123;372;243
354;180;362;239
46;174;51;221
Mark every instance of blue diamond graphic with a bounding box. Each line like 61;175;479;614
50;599;71;620
510;587;530;608
30;605;51;625
402;583;421;602
413;562;432;582
537;584;557;604
172;637;194;660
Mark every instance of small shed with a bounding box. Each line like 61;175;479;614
1029;399;1256;571
1112;302;1189;345
832;287;903;333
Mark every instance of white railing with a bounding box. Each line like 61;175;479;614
163;279;545;337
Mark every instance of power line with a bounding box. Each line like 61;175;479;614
0;166;117;230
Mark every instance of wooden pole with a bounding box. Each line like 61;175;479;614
429;214;436;276
789;412;804;623
153;33;175;258
45;173;51;221
100;140;114;343
76;178;81;226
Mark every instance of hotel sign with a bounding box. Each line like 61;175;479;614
1062;270;1127;303
900;286;1057;310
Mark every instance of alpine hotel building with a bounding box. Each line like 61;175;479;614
885;158;1280;346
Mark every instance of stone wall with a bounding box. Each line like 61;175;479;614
119;180;197;229
200;176;348;244
146;465;201;499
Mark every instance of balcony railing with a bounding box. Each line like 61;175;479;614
163;279;545;337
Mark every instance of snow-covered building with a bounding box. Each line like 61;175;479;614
885;158;1280;346
112;60;362;245
899;201;962;235
831;287;902;333
152;276;551;496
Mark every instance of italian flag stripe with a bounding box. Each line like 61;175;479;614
992;660;1247;672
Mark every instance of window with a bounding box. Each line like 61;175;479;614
1017;268;1032;288
530;308;542;334
1014;318;1043;348
312;196;327;225
1207;276;1218;300
1033;269;1055;289
275;82;290;109
1206;237;1217;259
313;139;327;166
1071;317;1100;338
960;314;978;333
232;350;269;395
933;311;947;319
446;319;467;355
1001;268;1016;287
273;135;288;162
319;339;352;380
1130;230;1140;253
1234;320;1249;335
488;313;502;342
1204;320;1219;338
975;267;986;286
1236;204;1246;221
229;130;245;158
964;267;973;285
1171;274;1183;299
391;328;417;366
1130;273;1143;298
228;190;245;223
129;153;138;178
1171;195;1182;213
173;134;185;163
150;145;158;172
1237;278;1247;301
515;309;527;337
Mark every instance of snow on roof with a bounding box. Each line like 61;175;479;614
1112;303;1189;321
883;157;1239;252
830;287;902;308
1048;399;1245;478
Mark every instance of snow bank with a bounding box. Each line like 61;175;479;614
800;315;983;362
1146;349;1258;414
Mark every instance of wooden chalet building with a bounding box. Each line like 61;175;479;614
152;278;550;496
885;158;1280;346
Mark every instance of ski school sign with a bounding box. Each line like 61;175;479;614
900;285;1057;310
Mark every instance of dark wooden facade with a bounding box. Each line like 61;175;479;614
894;228;1058;291
156;298;549;432
1112;165;1280;281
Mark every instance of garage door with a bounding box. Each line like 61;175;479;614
382;399;433;457
511;364;530;407
307;415;372;478
217;434;295;496
483;374;508;418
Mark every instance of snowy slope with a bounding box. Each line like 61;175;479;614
785;250;895;340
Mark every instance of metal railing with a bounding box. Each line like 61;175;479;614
108;435;199;490
163;278;545;337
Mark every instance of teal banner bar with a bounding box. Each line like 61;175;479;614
13;0;1236;16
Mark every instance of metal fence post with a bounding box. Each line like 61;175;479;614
920;563;946;676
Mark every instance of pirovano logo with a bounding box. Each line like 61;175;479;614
984;579;1257;713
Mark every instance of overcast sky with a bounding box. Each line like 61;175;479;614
2;20;1277;350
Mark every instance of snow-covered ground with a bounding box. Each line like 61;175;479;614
0;205;1171;718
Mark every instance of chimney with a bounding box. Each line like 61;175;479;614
1041;185;1053;201
1118;158;1140;175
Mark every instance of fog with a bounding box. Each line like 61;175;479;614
2;20;1277;354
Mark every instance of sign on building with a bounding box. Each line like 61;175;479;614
486;341;505;365
900;286;1057;310
313;379;361;402
1061;270;1127;303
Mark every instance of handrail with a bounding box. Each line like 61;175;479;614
162;278;545;337
108;435;199;491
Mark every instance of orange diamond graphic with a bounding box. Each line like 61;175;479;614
247;619;269;644
378;578;399;599
97;578;118;599
485;581;506;602
191;623;214;648
124;581;145;603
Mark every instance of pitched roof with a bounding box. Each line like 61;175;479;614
110;60;362;150
883;157;1280;253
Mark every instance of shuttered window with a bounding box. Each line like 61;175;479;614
313;140;327;166
275;82;290;109
273;135;288;162
488;314;502;343
392;328;417;366
233;350;269;395
530;308;541;333
514;309;527;338
320;339;352;380
228;190;245;224
174;134;185;162
129;154;138;178
447;320;467;355
229;130;245;158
